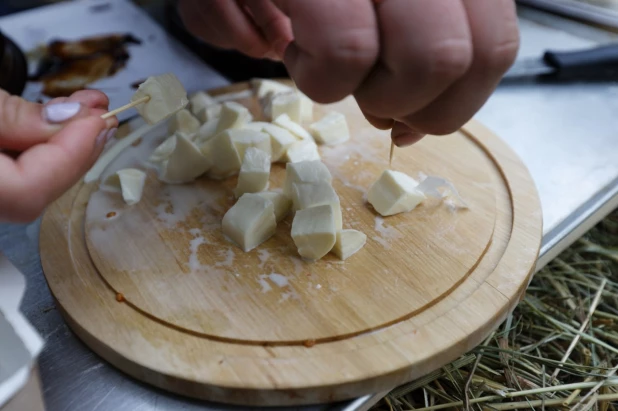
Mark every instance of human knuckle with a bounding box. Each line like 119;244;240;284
424;38;473;81
479;37;520;73
323;27;379;68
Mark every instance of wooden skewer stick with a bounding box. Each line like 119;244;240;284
389;140;395;167
101;96;150;120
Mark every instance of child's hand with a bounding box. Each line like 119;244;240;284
0;89;118;222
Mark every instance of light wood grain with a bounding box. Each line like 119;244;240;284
39;81;542;406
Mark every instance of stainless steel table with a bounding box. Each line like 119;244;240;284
2;5;618;411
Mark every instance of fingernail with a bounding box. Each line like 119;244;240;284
106;128;117;143
95;129;108;147
43;102;81;123
394;132;425;147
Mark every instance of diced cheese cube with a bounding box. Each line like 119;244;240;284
299;92;314;122
196;103;222;123
242;121;271;132
273;113;313;140
332;229;367;260
131;73;188;125
234;148;271;198
149;135;177;163
168;109;200;136
116;168;147;206
292;182;342;229
283;160;332;197
189;91;216;116
193;117;219;148
215;101;252;133
251;78;294;98
160;133;212;184
309;111;349;145
229;129;271;161
207;129;243;179
260;123;297;162
285;140;320;163
367;170;426;216
270;92;302;123
255;191;292;222
291;205;337;261
222;193;277;252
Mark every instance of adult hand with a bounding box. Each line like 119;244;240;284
178;0;519;146
0;90;118;222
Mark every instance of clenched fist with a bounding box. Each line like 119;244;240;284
178;0;519;146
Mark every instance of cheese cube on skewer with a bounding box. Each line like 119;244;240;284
255;192;292;222
283;160;332;197
207;130;243;179
215;101;252;133
285;140;320;163
229;129;271;161
160;133;212;184
234;148;271;198
116;168;147;206
332;229;367;260
189;91;216;116
168;109;200;136
131;73;189;125
309;111;349;145
367;170;426;216
291;205;337;261
292;182;343;229
222;194;277;252
273;114;313;140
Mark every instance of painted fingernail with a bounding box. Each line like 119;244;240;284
394;132;425;147
43;102;81;123
95;129;108;148
106;128;118;143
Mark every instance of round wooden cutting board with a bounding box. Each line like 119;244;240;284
40;82;542;406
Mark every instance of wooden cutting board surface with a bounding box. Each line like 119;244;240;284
40;82;542;406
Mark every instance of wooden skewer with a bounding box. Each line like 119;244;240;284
389;140;395;167
101;96;150;120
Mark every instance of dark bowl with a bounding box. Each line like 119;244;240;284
0;30;28;96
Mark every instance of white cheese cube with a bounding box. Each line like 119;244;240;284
229;129;271;161
292;182;342;229
189;91;216;116
116;168;147;206
283;160;332;197
215;101;252;133
367;170;426;216
270;92;302;123
131;73;189;125
251;78;294;98
196;103;222;123
291;205;337;261
285;140;320;163
255;191;292;222
168;109;200;136
160;133;212;184
260;123;297;162
207;130;243;179
242;121;271;132
332;229;367;260
222;194;277;252
299;92;314;122
193;118;219;148
273;113;313;140
234;148;271;198
149;135;177;163
309;111;350;145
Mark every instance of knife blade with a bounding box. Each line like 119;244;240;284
503;43;618;80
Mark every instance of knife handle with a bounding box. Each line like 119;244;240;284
543;43;618;80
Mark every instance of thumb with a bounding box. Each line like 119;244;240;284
0;90;96;151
